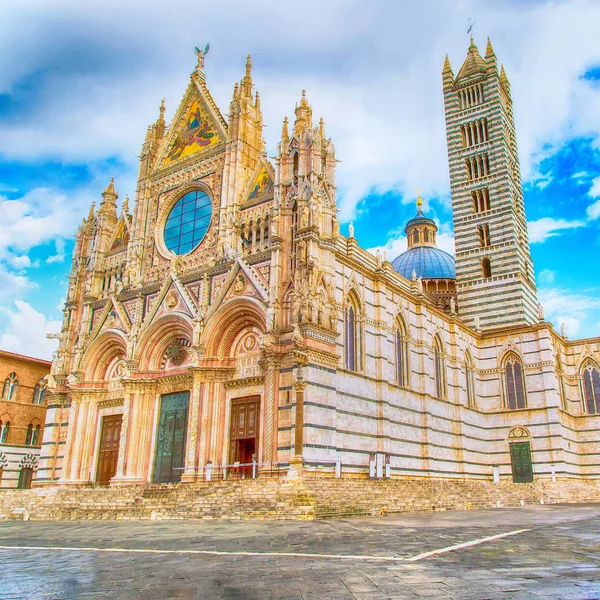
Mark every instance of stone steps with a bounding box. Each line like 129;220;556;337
1;476;600;521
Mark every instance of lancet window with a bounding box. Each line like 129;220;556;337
461;118;489;148
395;318;408;387
465;154;490;181
477;224;491;248
344;294;362;372
482;257;492;278
504;354;527;409
581;361;600;415
471;188;491;213
32;381;46;405
2;373;18;401
433;335;446;399
0;421;9;443
458;83;484;109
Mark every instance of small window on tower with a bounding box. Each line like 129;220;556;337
482;257;492;279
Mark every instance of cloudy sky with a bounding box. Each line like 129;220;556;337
1;0;600;359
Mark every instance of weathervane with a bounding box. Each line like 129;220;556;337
467;17;475;36
195;43;210;71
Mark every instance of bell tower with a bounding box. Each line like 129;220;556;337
443;37;538;330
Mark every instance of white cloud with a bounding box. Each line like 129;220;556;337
0;300;60;361
587;200;600;221
538;269;555;286
46;239;66;264
589;176;600;198
538;287;600;338
367;228;455;261
0;1;598;221
528;217;585;243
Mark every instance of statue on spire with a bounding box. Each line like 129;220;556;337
195;43;210;72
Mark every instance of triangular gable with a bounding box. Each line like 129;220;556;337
141;273;197;331
87;296;131;345
108;215;130;252
205;258;268;322
155;78;227;171
575;344;600;369
245;161;274;204
497;337;522;361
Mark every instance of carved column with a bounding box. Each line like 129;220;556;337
182;375;203;481
58;396;80;484
198;379;215;467
288;369;307;480
112;391;132;484
261;354;281;464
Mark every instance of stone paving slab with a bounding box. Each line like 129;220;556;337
1;504;600;598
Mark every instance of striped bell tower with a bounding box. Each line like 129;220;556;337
443;37;538;330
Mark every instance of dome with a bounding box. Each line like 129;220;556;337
392;246;456;280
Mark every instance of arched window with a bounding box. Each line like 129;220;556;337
581;361;600;415
290;201;298;271
482;257;492;278
344;294;361;372
433;335;446;398
0;421;10;443
465;351;476;408
395;318;408;387
18;467;33;489
413;230;420;244
2;373;18;400
33;425;41;446
25;424;34;446
504;354;527;409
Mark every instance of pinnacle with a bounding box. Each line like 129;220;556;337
485;36;495;58
443;53;453;74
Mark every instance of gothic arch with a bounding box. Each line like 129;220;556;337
80;331;128;381
502;352;527;409
136;314;194;371
202;297;266;358
580;358;600;415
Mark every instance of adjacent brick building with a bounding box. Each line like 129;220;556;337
0;350;51;488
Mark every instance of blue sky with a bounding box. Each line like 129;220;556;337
1;0;600;359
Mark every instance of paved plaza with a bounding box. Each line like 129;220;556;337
1;504;600;599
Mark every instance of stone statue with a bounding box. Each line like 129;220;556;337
376;250;382;269
561;322;567;338
348;222;354;238
450;297;456;314
537;303;545;321
266;305;275;331
292;323;304;346
195;43;210;71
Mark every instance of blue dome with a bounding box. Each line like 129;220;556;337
392;246;456;280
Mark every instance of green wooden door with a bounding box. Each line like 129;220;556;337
510;441;534;483
153;392;190;483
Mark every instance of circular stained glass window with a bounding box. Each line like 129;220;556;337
163;190;212;255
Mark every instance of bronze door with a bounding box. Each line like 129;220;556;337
229;396;260;477
96;414;122;486
153;392;190;484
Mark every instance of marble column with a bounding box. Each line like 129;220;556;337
111;392;131;484
182;376;203;481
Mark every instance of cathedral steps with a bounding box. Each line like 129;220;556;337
1;477;600;521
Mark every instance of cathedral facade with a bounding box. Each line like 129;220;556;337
37;39;600;488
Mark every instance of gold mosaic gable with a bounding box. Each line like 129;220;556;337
157;79;227;171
